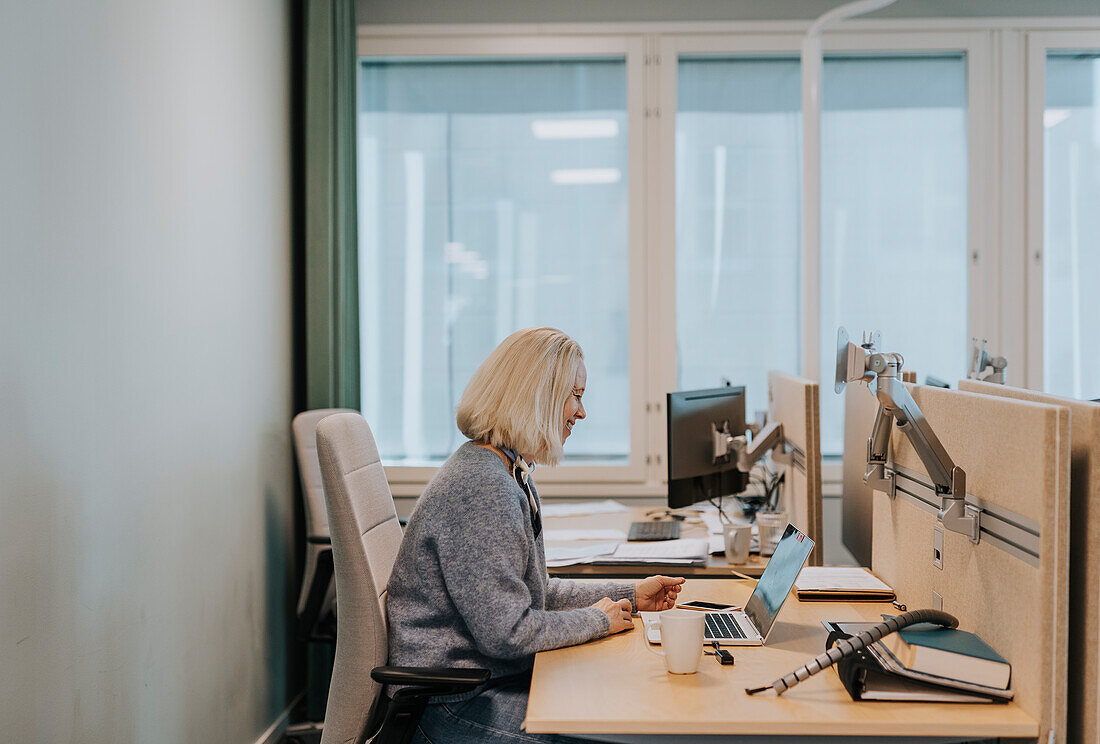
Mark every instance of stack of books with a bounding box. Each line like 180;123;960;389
826;621;1013;703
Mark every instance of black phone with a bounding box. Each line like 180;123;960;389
677;600;737;611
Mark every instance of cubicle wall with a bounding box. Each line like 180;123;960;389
959;379;1100;744
870;384;1069;743
768;371;823;566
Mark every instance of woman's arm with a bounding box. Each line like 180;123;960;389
545;577;635;612
434;482;612;660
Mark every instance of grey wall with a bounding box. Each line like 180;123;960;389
0;1;296;742
358;0;1100;24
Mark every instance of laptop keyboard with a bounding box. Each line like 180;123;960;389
704;612;747;640
627;521;681;541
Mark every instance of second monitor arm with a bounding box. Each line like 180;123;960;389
713;420;791;473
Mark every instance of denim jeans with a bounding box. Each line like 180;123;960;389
412;673;597;744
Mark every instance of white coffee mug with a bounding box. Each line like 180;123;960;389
645;609;704;674
723;521;752;564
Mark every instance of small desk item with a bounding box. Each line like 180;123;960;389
627;520;681;541
642;523;814;646
795;566;895;602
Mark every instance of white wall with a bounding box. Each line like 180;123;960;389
0;1;296;741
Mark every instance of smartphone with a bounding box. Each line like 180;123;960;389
676;600;737;611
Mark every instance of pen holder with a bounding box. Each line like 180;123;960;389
644;609;704;674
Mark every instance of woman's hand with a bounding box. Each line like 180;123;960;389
592;597;634;634
634;575;686;612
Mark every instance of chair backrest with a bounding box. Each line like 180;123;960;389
292;408;357;540
317;412;404;744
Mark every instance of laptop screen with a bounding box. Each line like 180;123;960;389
744;524;815;641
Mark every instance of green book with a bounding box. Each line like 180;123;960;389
881;625;1011;689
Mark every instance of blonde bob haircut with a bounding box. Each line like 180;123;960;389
456;327;583;466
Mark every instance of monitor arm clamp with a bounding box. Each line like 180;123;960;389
713;419;791;473
836;328;980;544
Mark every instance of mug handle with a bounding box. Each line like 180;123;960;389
645;620;665;658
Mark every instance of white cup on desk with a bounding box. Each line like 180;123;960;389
723;520;752;564
645;609;705;674
756;510;788;557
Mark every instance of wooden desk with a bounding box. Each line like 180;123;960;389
544;506;768;579
526;581;1038;741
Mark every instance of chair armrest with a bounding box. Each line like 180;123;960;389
371;666;490;690
364;666;491;744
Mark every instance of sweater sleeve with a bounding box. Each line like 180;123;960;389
434;481;610;660
545;577;636;612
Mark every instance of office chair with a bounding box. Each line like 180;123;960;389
286;409;357;740
316;413;489;744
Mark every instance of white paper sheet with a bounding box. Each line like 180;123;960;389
542;529;627;542
544;542;619;567
539;499;630;518
794;566;893;592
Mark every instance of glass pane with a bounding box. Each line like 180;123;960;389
357;58;630;464
818;54;969;454
1044;52;1100;399
676;56;802;420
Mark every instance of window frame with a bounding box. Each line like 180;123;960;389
1023;30;1100;391
355;33;654;496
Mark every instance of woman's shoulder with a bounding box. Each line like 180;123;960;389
420;442;522;508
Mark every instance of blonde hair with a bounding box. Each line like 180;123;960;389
456;327;583;466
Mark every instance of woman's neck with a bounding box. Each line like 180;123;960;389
474;441;532;468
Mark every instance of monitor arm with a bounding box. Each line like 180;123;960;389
836;328;979;544
712;420;791;473
969;338;1007;384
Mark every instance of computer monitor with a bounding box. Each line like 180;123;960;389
667;385;749;509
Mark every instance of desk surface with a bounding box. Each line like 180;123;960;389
525;581;1038;739
544;506;768;578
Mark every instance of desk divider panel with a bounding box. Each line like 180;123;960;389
870;383;1069;744
768;371;823;566
959;379;1100;744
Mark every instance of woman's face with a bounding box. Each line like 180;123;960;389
562;361;587;444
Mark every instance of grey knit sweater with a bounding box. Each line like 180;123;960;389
385;442;635;694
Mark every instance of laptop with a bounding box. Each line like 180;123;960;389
642;523;814;646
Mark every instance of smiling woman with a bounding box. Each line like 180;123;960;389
384;326;683;744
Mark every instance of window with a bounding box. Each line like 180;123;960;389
357;55;631;466
673;51;970;454
1042;51;1100;399
675;56;802;421
817;53;969;453
357;27;998;491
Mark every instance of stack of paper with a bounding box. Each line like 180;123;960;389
794;567;895;601
589;538;709;567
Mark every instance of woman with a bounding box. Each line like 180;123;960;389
386;327;684;744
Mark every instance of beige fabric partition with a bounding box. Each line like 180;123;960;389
959;379;1100;744
768;371;823;566
871;384;1070;743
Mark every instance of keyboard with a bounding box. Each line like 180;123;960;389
704;612;747;640
627;520;681;541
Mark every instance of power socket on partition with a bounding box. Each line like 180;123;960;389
932;524;944;570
